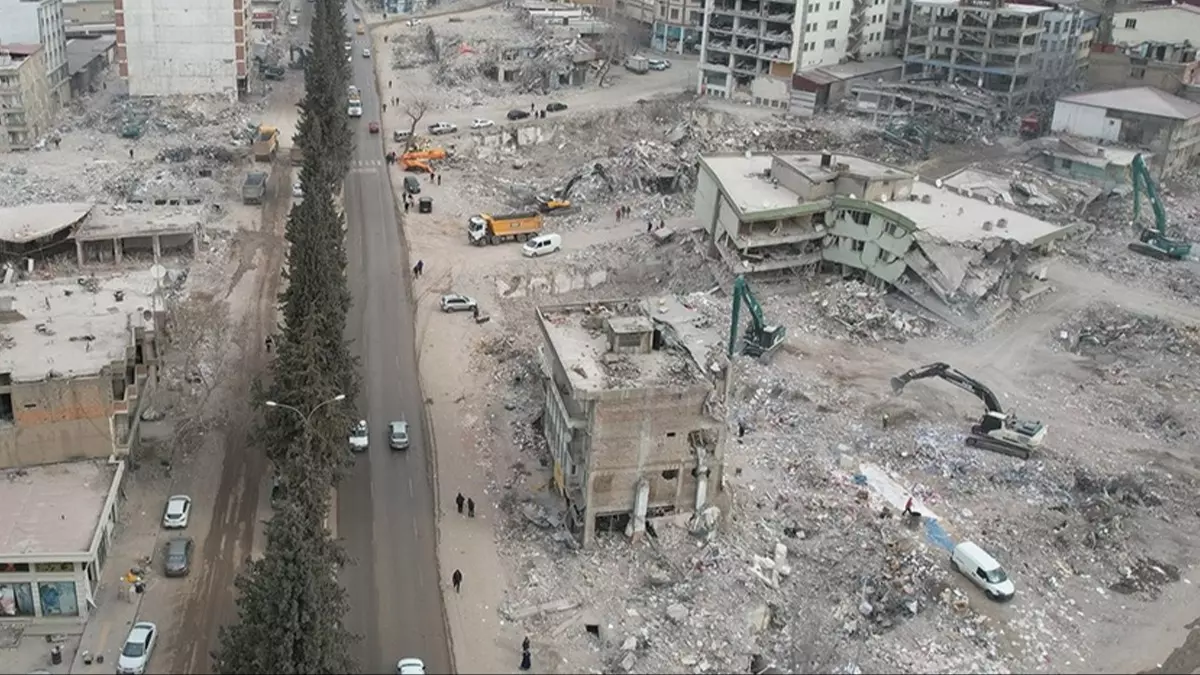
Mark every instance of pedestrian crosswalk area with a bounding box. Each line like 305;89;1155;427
352;159;384;168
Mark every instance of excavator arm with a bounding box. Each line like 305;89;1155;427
890;362;1005;414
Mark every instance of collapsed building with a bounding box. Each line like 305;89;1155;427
535;296;726;547
695;151;1079;328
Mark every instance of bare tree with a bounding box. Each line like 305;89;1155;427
402;97;430;151
159;296;237;456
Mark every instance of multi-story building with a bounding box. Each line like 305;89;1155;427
63;0;114;29
1086;2;1200;95
536;296;726;547
624;0;704;53
903;0;1048;107
0;0;69;107
697;0;897;105
115;0;250;97
1031;0;1093;98
0;44;53;150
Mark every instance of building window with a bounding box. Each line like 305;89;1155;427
0;563;30;573
851;239;866;252
37;581;79;617
1123;18;1136;28
1130;67;1145;79
670;7;679;19
0;583;36;617
824;38;836;47
35;562;74;573
809;2;820;11
826;19;838;29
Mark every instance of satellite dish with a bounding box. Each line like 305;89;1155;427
935;179;943;188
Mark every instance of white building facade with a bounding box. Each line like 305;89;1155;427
115;0;250;97
0;0;70;106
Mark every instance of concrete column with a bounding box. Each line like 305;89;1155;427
627;478;650;542
152;234;161;261
113;238;122;264
76;239;84;266
191;233;200;257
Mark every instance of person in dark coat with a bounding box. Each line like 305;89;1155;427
519;649;531;671
452;569;463;592
455;492;465;514
522;636;530;652
467;498;475;517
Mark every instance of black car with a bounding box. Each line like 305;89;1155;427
164;537;193;577
507;109;530;121
545;102;568;112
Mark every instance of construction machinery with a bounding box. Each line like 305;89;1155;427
537;163;611;214
727;276;786;361
253;125;279;162
882;118;931;159
890;362;1046;460
467;212;543;246
400;148;448;173
1127;153;1192;261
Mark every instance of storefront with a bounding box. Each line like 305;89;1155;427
0;460;123;630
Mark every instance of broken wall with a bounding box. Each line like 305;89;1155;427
0;375;117;469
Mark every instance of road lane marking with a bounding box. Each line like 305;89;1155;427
408;476;414;498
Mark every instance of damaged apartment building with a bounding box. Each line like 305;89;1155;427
536;297;726;547
695;151;1077;328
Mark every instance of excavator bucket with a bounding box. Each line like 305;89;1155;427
889;376;908;394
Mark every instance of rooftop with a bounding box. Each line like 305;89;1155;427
76;204;204;240
0;268;166;382
1058;86;1200;120
888;181;1067;245
0;203;93;244
537;298;713;394
0;460;118;556
798;57;904;85
777;152;910;183
702;154;798;216
66;35;116;76
0;43;42;59
911;0;1050;14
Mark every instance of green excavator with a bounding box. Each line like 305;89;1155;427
1128;153;1192;261
727;276;786;360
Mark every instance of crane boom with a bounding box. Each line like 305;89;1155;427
890;362;1005;413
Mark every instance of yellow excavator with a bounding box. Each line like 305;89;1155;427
537;163;611;214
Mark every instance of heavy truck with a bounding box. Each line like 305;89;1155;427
467;212;543;246
242;171;269;205
253;125;279;162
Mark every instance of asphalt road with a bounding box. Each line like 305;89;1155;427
339;9;454;675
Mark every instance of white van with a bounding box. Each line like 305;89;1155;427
952;541;1015;601
523;233;562;257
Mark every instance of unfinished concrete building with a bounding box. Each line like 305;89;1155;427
695;151;1077;328
696;0;797;107
0;270;162;469
903;0;1048;106
536;297;726;547
0;203;199;265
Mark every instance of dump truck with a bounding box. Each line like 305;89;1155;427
467;212;543;246
253;125;279;162
243;172;269;204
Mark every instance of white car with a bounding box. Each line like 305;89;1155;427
292;182;303;198
397;658;426;675
116;622;157;675
406;18;422;26
427;122;458;135
162;495;191;529
362;48;371;58
349;419;369;453
440;294;477;313
348;105;363;117
353;14;360;21
470;118;495;129
523;233;562;257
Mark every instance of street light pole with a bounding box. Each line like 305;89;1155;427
265;393;347;429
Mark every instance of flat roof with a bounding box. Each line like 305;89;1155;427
76;205;203;240
66;35;115;75
0;460;117;556
812;57;904;81
1058;86;1200;120
538;299;709;393
911;0;1049;13
778;152;910;183
702;155;799;215
0;43;42;58
0;268;166;382
888;181;1066;245
0;203;93;243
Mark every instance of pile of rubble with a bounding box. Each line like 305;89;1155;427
1059;304;1200;365
810;279;938;342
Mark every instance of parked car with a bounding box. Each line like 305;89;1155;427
397;658;426;675
951;541;1015;601
368;121;380;134
164;537;194;577
647;58;671;70
394;129;412;142
349;419;369;453
403;175;421;194
352;14;360;21
389;420;410;450
471;118;495;129
427;122;458;135
440;294;477;313
545;102;568;112
162;495;191;529
362;48;371;58
522;233;562;257
292;182;303;198
506;109;530;121
116;622;158;675
348;105;363;118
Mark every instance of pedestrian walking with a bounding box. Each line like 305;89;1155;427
415;259;424;277
615;207;621;221
452;569;463;593
903;497;914;516
382;103;387;112
129;148;134;159
530;102;535;112
404;201;410;213
882;412;890;429
389;79;393;88
429;170;436;183
646;219;654;233
737;420;745;438
455;492;465;514
467;498;475;517
519;649;531;671
413;262;421;278
523;636;530;652
437;174;441;186
265;335;274;353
